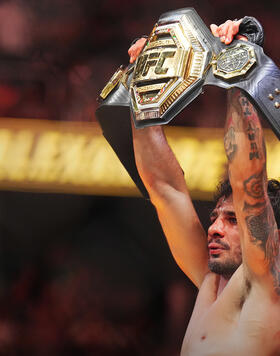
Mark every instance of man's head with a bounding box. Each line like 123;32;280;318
207;178;280;279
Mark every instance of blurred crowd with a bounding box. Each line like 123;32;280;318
0;0;278;125
0;192;201;355
0;255;195;356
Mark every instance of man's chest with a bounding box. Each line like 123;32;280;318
181;273;280;356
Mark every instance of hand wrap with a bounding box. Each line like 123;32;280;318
239;16;264;46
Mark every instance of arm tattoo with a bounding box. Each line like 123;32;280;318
243;201;266;212
246;120;262;160
238;94;262;160
226;91;263;161
245;206;272;251
224;126;237;162
239;96;252;117
245;204;280;295
247;121;258;141
227;92;280;294
243;172;265;199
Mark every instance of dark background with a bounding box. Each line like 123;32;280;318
0;1;278;355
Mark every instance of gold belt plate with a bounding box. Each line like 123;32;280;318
130;15;211;122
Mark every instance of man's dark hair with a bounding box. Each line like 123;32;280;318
214;178;280;229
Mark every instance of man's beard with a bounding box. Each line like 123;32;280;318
208;259;240;279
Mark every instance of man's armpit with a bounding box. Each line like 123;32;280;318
245;205;273;251
270;257;280;295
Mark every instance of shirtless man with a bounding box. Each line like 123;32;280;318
129;19;280;355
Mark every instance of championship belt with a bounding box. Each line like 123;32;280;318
96;8;280;197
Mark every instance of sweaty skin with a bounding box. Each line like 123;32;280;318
130;20;280;355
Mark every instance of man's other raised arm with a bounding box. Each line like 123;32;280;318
132;124;209;288
225;89;280;295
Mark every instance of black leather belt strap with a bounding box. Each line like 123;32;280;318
96;70;149;197
205;45;280;138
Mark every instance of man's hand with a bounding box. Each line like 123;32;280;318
210;19;248;44
128;37;147;63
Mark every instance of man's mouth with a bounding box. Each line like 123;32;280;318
208;242;227;255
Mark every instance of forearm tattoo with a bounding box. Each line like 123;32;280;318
225;89;264;162
247;121;261;160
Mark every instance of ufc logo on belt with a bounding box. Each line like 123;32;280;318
134;50;176;78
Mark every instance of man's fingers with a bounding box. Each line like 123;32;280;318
128;37;147;64
232;21;240;36
129;48;141;63
219;20;231;42
211;23;226;42
236;34;248;41
211;20;244;45
128;47;136;63
128;46;139;63
210;24;219;37
224;20;237;43
224;25;234;44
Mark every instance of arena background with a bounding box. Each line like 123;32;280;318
0;0;279;355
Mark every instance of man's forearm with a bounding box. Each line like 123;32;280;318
225;88;266;185
132;120;209;287
132;122;188;200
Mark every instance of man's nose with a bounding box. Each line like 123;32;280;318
208;218;225;239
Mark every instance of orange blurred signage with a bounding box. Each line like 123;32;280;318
0;119;278;200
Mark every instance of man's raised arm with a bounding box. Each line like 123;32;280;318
129;18;262;288
225;89;280;294
132;124;209;288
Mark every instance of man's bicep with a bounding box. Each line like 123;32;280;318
152;188;209;288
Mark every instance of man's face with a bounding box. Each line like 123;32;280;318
207;195;242;279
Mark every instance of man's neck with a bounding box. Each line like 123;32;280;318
217;275;231;296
